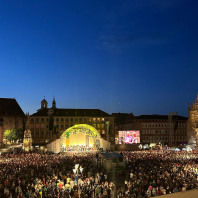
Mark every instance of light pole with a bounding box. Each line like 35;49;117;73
73;164;83;192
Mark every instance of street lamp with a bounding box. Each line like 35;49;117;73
73;164;83;192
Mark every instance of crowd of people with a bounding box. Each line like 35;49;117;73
0;151;116;198
0;149;198;197
122;150;198;197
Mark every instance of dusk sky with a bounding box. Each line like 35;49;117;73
0;0;198;116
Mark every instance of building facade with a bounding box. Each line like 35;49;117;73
187;94;198;148
29;98;115;145
0;98;25;144
113;113;187;146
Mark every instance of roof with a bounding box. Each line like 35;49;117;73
112;113;134;124
135;115;188;120
99;152;123;159
31;108;111;117
0;98;25;117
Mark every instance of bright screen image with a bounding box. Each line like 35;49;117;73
118;130;140;144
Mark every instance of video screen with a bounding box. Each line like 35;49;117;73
118;130;140;144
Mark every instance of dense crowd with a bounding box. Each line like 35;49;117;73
122;150;198;197
0;151;117;198
0;149;198;197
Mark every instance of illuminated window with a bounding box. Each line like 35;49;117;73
93;118;96;122
101;118;104;121
102;130;105;134
97;118;100;121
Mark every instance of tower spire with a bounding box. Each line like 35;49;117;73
52;96;56;108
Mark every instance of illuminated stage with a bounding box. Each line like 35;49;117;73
47;124;110;153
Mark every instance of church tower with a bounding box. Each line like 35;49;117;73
52;97;56;109
187;94;198;148
41;97;48;109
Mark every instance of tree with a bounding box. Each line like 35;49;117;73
4;129;24;142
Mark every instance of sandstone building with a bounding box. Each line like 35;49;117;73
0;98;25;144
113;112;187;146
29;98;115;146
187;94;198;148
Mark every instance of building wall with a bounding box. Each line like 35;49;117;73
187;95;198;147
114;115;187;146
29;115;114;145
0;115;25;144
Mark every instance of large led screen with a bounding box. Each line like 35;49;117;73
118;130;140;144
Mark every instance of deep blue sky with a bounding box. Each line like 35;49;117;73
0;0;198;116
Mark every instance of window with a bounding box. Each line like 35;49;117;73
65;124;69;128
75;118;78;122
79;118;82;122
31;118;34;122
61;125;64;129
36;118;39;122
65;118;69;122
41;118;44;122
97;118;100;121
101;130;105;134
56;125;59;128
46;125;48;128
56;118;59;122
61;118;64;122
102;118;104;121
70;118;73;122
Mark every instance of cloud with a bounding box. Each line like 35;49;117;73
97;32;168;51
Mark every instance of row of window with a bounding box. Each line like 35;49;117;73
31;123;106;129
142;129;186;135
142;123;186;128
32;129;106;136
31;117;108;122
142;136;187;142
